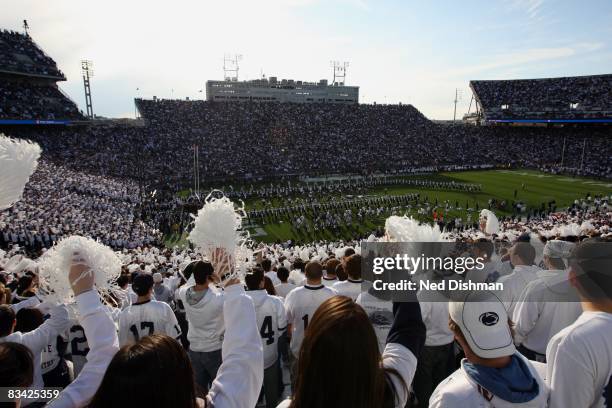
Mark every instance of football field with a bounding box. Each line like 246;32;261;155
167;169;611;245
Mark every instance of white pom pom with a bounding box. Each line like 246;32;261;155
299;247;310;262
529;232;545;267
479;209;500;235
317;248;327;261
38;236;121;305
558;223;581;237
0;134;41;210
334;247;346;259
127;264;140;273
580;221;594;234
188;191;251;282
384;216;447;242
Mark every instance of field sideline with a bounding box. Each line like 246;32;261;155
166;169;611;245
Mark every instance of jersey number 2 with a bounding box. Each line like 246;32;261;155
70;325;89;356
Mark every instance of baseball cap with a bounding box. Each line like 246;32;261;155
449;291;516;359
153;272;163;283
132;273;154;293
543;240;575;259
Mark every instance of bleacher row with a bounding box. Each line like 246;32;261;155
470;74;612;121
0;29;610;186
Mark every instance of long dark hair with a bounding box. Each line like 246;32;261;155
263;276;277;296
88;334;199;408
16;275;34;296
290;296;405;408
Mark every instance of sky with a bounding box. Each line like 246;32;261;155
2;0;612;119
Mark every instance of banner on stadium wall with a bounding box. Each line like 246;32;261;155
488;118;612;124
0;119;72;125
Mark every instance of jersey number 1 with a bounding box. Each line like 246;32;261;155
129;321;154;340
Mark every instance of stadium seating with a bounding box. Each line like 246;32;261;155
0;81;82;120
0;30;83;121
470;74;612;121
0;29;64;78
3;101;608;196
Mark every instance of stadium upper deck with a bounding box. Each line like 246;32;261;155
470;74;612;123
0;29;64;79
0;29;83;123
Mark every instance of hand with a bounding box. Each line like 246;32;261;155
69;252;94;296
255;250;263;264
223;278;240;287
211;248;235;280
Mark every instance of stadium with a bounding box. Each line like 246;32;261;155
1;5;611;408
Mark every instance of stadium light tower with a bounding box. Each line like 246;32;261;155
223;54;242;81
330;61;349;85
23;20;29;36
453;88;463;122
81;60;94;119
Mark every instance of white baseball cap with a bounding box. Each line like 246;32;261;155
543;240;575;259
449;291;516;359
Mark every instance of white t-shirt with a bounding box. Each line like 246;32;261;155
356;291;393;352
41;335;66;374
118;299;181;346
332;279;369;301
546;311;612;408
497;264;541;317
322;275;338;287
274;282;297;298
288;269;306;285
67;321;89;376
246;290;287;368
418;291;453;346
284;283;336;357
2;305;69;401
467;258;511;283
512;270;582;355
265;271;281;286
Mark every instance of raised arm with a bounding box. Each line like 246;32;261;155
10;294;41;314
206;284;264;408
47;254;119;408
20;304;69;354
383;299;426;408
387;297;426;358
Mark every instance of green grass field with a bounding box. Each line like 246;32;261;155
167;169;611;246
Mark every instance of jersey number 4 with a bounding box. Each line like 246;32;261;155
129;321;154;341
260;316;275;345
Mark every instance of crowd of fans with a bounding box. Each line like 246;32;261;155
2;100;608;194
2;27;612;408
1;196;611;407
0;30;82;121
0;161;161;251
0;30;64;78
471;74;612;120
0;81;82;120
